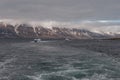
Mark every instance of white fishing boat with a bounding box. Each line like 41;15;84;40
33;39;41;42
65;38;70;41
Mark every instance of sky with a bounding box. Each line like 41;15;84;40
0;0;120;21
0;0;120;32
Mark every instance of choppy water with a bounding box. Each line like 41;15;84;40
0;39;120;80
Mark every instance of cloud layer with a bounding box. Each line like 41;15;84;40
0;0;120;21
0;0;120;33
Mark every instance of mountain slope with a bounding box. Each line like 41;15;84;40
0;21;119;39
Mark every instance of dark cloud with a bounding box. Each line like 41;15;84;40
0;0;120;21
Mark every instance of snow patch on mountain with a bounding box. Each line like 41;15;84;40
0;19;120;39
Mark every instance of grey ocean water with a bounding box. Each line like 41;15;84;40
0;39;120;80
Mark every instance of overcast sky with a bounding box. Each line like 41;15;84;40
0;0;120;21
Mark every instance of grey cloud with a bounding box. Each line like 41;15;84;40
0;0;120;21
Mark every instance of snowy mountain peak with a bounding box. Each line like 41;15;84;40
0;19;120;39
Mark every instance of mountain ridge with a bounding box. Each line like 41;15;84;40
0;20;119;39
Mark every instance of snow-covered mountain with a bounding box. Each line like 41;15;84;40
0;20;119;39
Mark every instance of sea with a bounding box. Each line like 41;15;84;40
0;39;120;80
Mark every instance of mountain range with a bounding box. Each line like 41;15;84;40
0;20;119;39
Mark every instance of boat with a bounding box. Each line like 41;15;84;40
65;38;70;41
33;39;41;42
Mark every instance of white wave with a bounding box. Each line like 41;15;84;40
0;58;16;68
27;75;42;80
81;73;119;80
27;72;116;80
26;66;87;80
